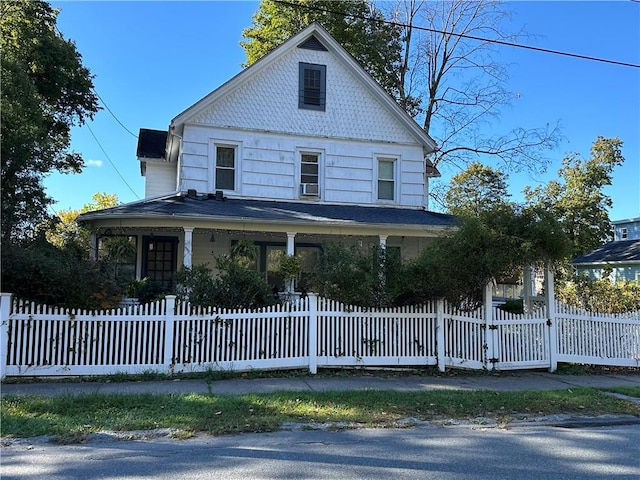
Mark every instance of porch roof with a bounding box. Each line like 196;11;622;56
572;239;640;265
79;194;457;234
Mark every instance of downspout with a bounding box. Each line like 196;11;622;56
169;127;183;192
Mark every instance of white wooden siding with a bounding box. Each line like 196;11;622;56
144;162;177;198
179;125;426;207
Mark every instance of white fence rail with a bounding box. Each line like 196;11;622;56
1;292;638;379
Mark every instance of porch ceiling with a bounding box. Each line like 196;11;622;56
78;194;458;237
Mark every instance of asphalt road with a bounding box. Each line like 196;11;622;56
3;423;639;479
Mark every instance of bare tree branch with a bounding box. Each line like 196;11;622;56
384;0;561;175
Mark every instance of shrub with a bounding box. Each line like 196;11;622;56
312;242;408;307
556;274;640;313
1;238;120;309
174;241;275;309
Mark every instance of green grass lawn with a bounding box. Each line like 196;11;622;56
2;387;639;443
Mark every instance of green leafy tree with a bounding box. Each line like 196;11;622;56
524;136;624;258
407;206;569;306
47;193;120;251
1;1;99;242
443;162;511;217
241;0;403;99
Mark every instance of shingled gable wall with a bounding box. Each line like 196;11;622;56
175;32;429;207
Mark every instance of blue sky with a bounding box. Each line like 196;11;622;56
47;1;639;221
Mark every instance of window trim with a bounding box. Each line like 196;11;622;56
375;155;399;203
620;227;628;240
299;63;326;111
297;148;323;199
210;140;241;193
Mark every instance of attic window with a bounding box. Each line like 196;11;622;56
299;63;326;111
298;35;328;51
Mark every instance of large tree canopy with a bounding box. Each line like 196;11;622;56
241;0;403;99
524;136;624;258
1;0;99;242
443;162;511;217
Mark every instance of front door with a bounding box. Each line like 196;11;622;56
142;237;178;290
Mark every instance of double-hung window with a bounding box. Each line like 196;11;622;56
215;145;236;191
621;227;628;240
300;152;319;196
299;63;326;111
377;158;396;201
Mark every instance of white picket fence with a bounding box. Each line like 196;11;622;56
0;292;638;379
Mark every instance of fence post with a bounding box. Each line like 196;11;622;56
544;265;558;372
308;293;318;374
436;299;446;372
163;295;177;373
0;293;12;381
483;281;496;370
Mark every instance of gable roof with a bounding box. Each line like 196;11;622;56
169;23;435;152
79;194;457;234
572;239;640;265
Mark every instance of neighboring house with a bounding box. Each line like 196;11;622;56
572;216;640;283
79;23;456;291
612;216;640;241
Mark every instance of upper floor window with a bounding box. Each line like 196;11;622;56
299;63;326;111
377;158;396;201
215;145;236;190
300;152;319;197
620;227;628;240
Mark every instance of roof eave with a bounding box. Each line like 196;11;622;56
78;211;455;236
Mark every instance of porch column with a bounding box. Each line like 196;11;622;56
378;235;388;298
285;232;296;294
183;227;194;268
286;232;296;255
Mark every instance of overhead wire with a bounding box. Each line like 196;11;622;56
86;124;141;200
273;0;640;69
54;24;140;198
94;90;139;139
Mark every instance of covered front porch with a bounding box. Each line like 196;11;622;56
79;193;457;293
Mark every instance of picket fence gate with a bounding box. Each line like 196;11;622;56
1;291;638;379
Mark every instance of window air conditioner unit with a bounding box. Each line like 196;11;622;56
300;183;319;196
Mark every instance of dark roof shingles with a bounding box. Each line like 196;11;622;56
572;239;640;264
84;195;457;228
137;129;167;159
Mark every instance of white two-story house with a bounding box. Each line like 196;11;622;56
79;23;456;291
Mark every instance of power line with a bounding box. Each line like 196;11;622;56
86;124;141;199
273;0;640;68
94;90;138;139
